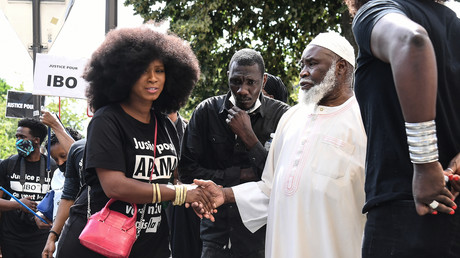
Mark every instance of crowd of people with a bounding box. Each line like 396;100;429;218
0;0;459;257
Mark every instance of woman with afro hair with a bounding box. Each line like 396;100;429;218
55;25;212;258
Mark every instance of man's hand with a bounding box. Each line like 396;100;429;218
187;179;227;222
35;214;52;229
226;106;258;149
185;185;216;215
413;161;456;215
194;179;225;207
19;196;37;213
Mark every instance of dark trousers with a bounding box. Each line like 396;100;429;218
169;205;202;258
363;200;460;258
1;238;46;258
201;240;264;258
56;214;105;258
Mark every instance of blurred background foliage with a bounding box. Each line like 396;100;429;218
124;0;354;116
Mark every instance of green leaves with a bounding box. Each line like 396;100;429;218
124;0;352;117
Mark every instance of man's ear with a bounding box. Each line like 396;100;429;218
262;73;268;88
33;137;41;146
336;59;348;76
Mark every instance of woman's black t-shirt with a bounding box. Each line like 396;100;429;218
71;104;178;257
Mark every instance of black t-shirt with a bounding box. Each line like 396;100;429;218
0;154;57;243
353;0;460;212
62;138;86;200
71;104;178;257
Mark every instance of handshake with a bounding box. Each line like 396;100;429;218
183;179;232;222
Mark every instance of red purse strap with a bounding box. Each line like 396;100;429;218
149;114;158;182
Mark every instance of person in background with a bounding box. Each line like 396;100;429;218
41;138;86;258
194;31;367;258
262;73;288;103
345;0;460;257
165;110;203;258
34;122;83;258
0;118;57;258
179;48;290;258
56;25;211;258
35;126;83;223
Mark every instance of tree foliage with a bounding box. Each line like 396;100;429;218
45;97;88;134
0;79;18;159
124;0;352;113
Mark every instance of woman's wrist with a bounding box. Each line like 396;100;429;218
49;230;60;241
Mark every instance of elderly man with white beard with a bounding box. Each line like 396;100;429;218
193;31;367;258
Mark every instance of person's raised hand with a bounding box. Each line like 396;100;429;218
40;110;60;128
226;106;260;149
226;106;252;136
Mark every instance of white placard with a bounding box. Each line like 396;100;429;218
33;53;89;99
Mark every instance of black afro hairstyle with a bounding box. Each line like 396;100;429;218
84;25;200;113
228;48;265;78
18;118;47;144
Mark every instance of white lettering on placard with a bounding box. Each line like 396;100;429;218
132;155;176;181
7;102;34;109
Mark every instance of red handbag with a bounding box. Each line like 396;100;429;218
79;198;138;258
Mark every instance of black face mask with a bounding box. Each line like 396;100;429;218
58;161;67;173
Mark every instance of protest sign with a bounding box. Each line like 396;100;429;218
33;53;88;99
6;90;45;118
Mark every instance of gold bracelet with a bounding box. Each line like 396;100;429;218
152;183;157;203
156;183;161;203
179;185;184;205
181;185;187;206
173;185;183;206
173;185;179;205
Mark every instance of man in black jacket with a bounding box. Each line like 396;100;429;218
179;48;289;258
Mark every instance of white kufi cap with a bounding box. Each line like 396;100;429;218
308;31;355;67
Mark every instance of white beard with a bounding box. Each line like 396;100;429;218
299;64;337;106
